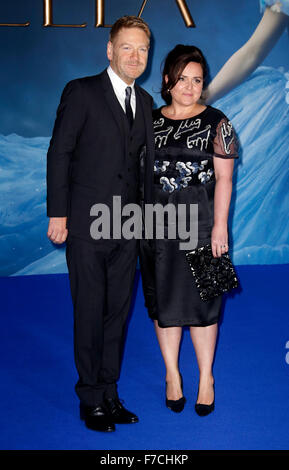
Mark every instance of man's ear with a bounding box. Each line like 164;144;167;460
107;41;113;61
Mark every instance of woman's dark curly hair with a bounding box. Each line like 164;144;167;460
161;44;208;105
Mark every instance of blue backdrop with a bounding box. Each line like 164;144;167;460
0;0;288;276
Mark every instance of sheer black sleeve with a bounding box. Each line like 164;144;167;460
213;117;239;159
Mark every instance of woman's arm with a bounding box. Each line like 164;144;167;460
204;7;288;104
211;158;234;257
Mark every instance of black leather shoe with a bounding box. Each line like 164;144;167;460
165;373;186;413
104;398;139;424
80;403;115;432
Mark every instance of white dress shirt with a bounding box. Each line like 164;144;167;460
107;65;136;118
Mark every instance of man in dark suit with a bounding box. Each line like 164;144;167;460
46;16;154;432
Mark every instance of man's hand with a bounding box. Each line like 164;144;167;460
47;217;68;244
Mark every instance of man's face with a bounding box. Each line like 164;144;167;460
107;27;150;84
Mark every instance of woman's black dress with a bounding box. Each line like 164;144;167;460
140;105;239;327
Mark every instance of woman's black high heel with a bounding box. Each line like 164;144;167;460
195;383;215;416
165;373;186;413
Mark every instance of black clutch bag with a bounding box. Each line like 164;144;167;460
185;244;238;301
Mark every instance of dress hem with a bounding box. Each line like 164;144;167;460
149;314;219;328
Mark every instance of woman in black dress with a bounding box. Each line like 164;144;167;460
140;45;238;416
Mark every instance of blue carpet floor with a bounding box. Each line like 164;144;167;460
0;265;289;450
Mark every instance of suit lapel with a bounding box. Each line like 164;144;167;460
135;85;154;152
100;70;127;140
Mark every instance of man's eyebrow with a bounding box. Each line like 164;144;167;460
118;42;149;47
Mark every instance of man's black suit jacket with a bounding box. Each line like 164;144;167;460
47;69;154;240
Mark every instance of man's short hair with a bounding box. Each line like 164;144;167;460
109;15;151;42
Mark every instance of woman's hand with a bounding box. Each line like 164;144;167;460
211;223;228;258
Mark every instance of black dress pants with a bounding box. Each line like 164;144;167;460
66;235;138;406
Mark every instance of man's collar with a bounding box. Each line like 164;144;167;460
107;65;135;90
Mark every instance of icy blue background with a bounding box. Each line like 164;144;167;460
0;0;288;275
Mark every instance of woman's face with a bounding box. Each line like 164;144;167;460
167;61;204;108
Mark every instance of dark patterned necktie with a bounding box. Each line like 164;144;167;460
125;86;134;128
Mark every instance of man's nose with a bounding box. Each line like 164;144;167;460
130;49;139;60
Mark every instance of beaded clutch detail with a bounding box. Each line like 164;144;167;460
185;244;238;301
